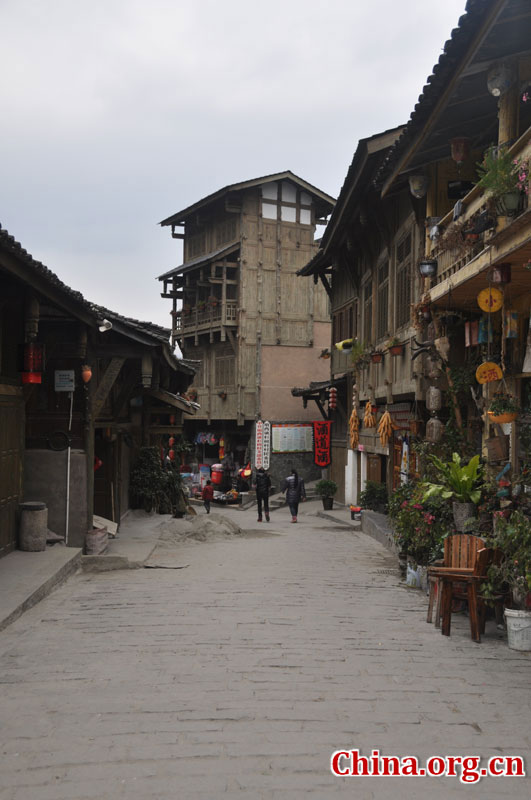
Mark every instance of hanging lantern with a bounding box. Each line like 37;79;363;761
426;416;444;443
81;364;92;383
21;342;45;384
168;436;175;447
425;386;442;412
418;258;438;278
168;448;175;461
487;62;514;97
408;174;429;199
450;137;471;165
328;386;337;410
169;414;175;425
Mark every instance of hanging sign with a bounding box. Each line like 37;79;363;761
313;420;332;468
476;361;503;384
255;421;263;469
477;287;503;313
262;421;271;470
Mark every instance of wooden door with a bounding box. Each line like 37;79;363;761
367;454;382;483
0;389;24;557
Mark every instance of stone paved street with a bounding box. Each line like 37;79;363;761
0;503;530;799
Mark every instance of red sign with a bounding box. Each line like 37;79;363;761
313;420;332;467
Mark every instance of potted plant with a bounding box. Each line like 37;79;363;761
482;510;531;650
476;146;528;216
370;351;384;364
315;479;338;510
359;480;388;514
421;453;483;532
488;391;520;424
349;340;371;371
386;337;404;357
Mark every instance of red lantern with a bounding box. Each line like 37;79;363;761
328;387;337;410
450;137;470;165
168;449;175;461
81;364;92;383
21;342;45;384
169;436;175;447
169;415;175;425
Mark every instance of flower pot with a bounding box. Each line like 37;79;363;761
321;497;334;511
488;411;518;424
418;258;438;278
371;353;384;364
496;191;521;216
452;502;476;532
389;345;404;357
504;609;531;651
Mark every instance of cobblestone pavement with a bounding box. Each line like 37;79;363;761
0;504;529;799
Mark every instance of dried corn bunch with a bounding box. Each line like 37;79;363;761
349;406;359;449
363;401;376;428
377;410;396;447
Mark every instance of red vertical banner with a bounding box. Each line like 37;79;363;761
313;420;332;467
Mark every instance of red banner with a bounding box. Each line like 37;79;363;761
313;420;332;467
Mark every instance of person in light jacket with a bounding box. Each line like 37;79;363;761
281;469;306;523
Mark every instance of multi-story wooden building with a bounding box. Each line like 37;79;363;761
158;172;335;486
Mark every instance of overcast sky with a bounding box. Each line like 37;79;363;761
1;0;467;330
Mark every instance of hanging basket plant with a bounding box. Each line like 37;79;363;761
487;391;520;423
387;338;404;357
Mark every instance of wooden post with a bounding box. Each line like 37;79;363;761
498;82;518;146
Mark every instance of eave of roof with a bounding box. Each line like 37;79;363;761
157;242;240;281
159;170;335;227
378;0;508;195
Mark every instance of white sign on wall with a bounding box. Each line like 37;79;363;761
54;370;75;392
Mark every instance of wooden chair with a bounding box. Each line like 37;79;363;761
429;544;500;642
426;534;486;632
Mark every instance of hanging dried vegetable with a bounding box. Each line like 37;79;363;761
363;401;376;428
349;406;359;449
377;410;396;447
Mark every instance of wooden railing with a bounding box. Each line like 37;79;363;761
429;130;531;286
172;301;238;336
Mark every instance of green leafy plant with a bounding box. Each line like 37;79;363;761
481;511;531;608
388;481;451;565
359;480;388;513
130;447;182;513
488;392;520;415
349;340;371;369
476;146;528;197
315;479;338;498
421;453;483;505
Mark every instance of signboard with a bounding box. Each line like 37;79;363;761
271;423;313;453
476;361;503;384
262;421;271;469
255;421;263;469
313;420;332;467
54;370;75;392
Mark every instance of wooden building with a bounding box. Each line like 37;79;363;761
0;225;195;555
158;172;335;486
297;0;531;504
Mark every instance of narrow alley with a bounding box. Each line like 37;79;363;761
0;503;529;799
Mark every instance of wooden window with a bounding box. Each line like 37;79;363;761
332;304;353;343
395;233;412;329
377;261;389;341
363;281;373;344
215;354;235;387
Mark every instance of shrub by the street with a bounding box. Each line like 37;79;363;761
130;446;179;513
315;479;338;498
359;480;388;513
389;480;452;566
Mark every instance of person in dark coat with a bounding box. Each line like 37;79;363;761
254;467;272;522
281;469;306;523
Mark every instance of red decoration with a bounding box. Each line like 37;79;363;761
328;386;337;410
24;342;45;372
450;137;470;164
169;436;175;446
168;449;175;461
313;420;332;467
21;372;42;384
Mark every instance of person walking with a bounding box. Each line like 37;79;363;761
281;469;306;523
254;467;271;522
201;480;214;514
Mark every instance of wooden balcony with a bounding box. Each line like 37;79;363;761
427;129;531;306
172;300;238;338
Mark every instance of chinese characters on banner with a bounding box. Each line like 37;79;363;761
262;421;271;469
255;421;271;469
313;420;332;467
255;421;263;469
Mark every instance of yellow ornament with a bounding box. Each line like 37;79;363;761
477;287;503;313
475;361;503;384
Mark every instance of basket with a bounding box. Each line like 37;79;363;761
485;434;509;462
487;411;518;424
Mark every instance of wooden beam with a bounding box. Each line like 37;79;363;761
92;358;125;419
113;369;140;419
319;272;332;300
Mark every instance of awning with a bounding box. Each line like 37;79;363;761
147;388;198;416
